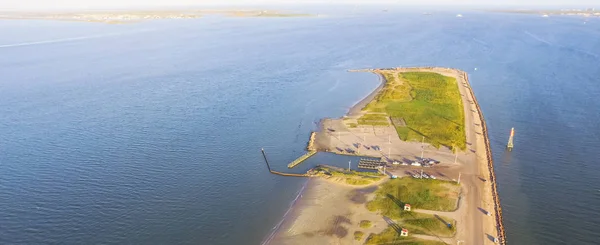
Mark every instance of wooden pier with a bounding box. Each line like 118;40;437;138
287;150;317;168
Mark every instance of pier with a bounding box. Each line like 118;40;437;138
507;127;515;151
287;150;317;168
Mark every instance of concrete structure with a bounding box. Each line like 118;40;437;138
507;127;514;150
404;204;411;211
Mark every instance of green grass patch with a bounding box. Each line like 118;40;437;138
310;165;384;186
359;220;373;228
354;231;365;241
395;127;411;141
365;227;447;245
366;177;459;214
401;212;456;237
358;113;389;126
363;71;466;150
346;178;371;185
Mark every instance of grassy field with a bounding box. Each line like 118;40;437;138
357;113;390;126
401;212;456;237
366;177;459;213
365;178;458;238
309;165;384;186
359;71;466;150
365;227;448;245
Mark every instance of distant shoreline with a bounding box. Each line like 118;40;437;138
489;8;600;17
0;9;316;24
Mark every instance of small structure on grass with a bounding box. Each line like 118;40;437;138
400;228;408;236
404;204;411;211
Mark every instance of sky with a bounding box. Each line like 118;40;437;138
0;0;598;10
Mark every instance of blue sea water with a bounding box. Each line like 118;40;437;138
1;6;599;244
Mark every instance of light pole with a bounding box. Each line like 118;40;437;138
454;145;458;164
348;161;351;171
457;172;462;185
420;136;425;159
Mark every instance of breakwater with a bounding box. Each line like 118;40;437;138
269;170;309;177
461;71;507;244
307;132;316;151
261;148;310;177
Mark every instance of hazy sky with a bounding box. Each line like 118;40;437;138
1;0;598;10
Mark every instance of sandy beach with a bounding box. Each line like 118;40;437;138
270;67;504;245
269;178;388;245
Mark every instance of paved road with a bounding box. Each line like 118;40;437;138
456;70;489;245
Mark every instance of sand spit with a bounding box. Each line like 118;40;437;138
269;67;505;245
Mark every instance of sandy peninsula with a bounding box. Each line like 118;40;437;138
268;67;505;245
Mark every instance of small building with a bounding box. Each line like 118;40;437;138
404;204;411;211
400;228;408;237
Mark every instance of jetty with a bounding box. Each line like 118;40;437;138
270;170;309;177
307;132;316;151
261;148;310;177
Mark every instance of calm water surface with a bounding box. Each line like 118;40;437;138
1;7;599;245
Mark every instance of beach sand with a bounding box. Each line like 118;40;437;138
270;178;388;245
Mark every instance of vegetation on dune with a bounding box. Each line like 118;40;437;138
354;231;365;241
345;178;372;185
359;220;373;228
309;165;384;186
360;71;466;150
366;178;459;214
365;227;448;245
364;178;458;238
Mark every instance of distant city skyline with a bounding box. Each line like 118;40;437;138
1;0;599;10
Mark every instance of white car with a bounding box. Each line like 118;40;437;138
411;162;422;166
430;175;436;179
